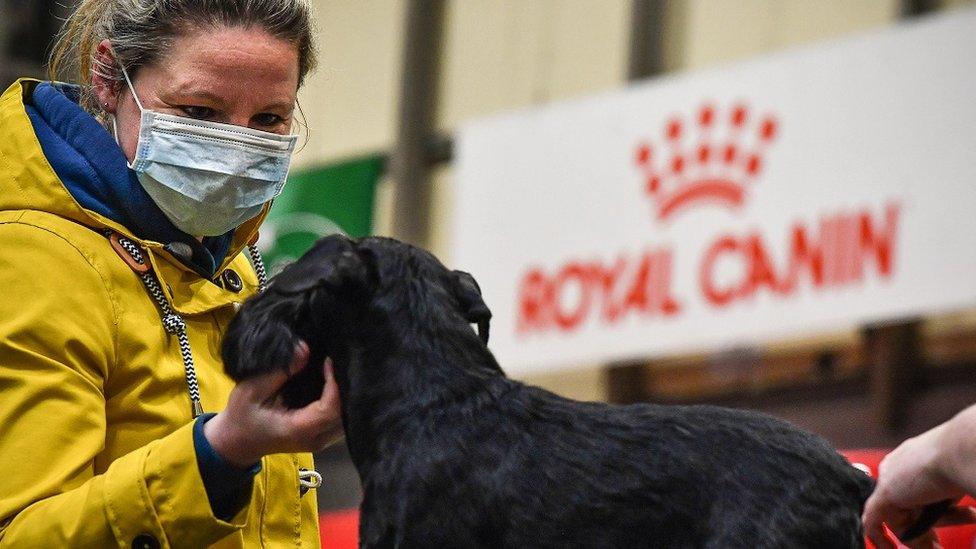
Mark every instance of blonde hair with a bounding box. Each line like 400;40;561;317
48;0;317;114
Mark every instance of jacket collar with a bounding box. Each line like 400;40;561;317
149;248;261;315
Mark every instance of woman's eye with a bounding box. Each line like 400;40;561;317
254;113;285;127
181;106;214;120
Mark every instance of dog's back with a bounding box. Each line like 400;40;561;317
364;377;872;549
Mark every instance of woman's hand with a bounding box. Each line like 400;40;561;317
204;341;344;467
862;417;976;549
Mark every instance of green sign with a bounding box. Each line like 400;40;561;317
258;155;383;274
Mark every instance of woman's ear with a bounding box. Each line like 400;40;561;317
91;39;121;114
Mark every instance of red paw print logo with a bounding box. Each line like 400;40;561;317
635;103;779;222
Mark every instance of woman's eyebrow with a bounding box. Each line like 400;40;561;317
259;101;296;113
165;84;227;106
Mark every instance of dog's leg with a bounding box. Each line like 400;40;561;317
358;493;398;549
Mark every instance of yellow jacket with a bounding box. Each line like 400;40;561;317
0;79;320;547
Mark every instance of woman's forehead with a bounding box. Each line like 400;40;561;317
154;26;299;105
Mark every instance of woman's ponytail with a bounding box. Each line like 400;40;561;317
48;0;114;112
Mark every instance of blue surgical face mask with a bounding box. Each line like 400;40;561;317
114;66;298;236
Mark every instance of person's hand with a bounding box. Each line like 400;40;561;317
864;509;976;549
862;423;972;549
204;341;344;467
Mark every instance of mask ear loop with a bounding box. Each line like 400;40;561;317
118;63;146;113
112;61;147;168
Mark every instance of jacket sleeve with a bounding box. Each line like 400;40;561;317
193;413;262;521
0;221;247;548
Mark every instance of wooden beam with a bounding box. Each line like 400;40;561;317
862;320;923;434
627;0;668;80
606;360;651;404
605;0;672;404
389;0;445;248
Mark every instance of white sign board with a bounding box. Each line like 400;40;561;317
452;10;976;376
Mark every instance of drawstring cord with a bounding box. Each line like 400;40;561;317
117;236;268;418
298;468;323;496
247;243;269;293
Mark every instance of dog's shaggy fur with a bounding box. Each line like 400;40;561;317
223;235;876;549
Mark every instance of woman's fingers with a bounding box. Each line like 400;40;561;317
247;341;310;403
319;358;341;410
311;358;345;447
865;522;940;549
864;500;912;549
283;357;344;449
213;342;347;461
934;505;976;527
903;529;942;549
864;505;974;549
863;491;889;539
864;516;899;549
289;357;341;416
220;344;344;456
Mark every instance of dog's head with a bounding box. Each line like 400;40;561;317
222;234;493;403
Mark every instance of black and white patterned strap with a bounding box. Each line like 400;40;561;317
118;238;269;418
247;243;269;292
117;236;204;417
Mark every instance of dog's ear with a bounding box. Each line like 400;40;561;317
451;270;492;344
271;236;368;296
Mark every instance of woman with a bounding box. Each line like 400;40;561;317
0;1;342;546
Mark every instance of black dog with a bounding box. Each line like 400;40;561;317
223;235;878;548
